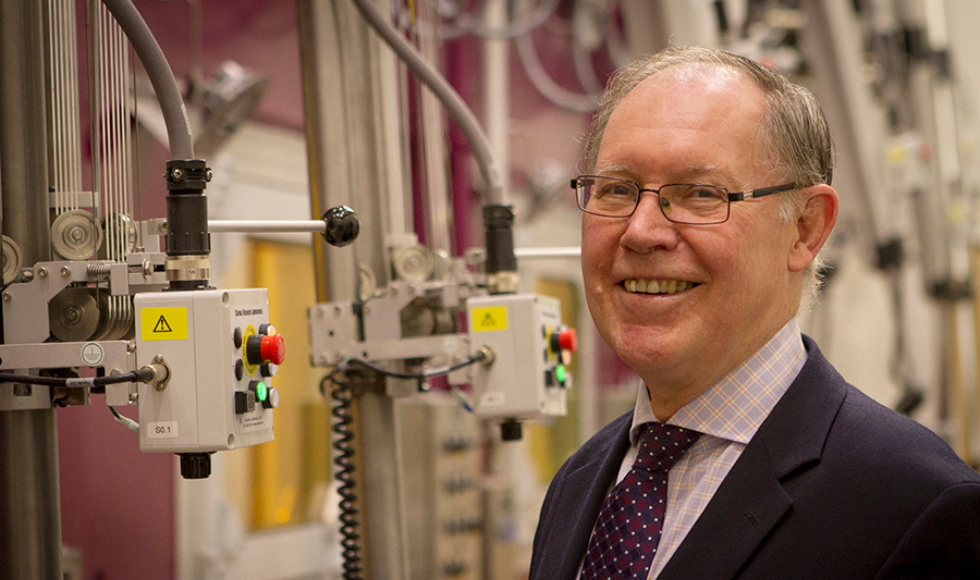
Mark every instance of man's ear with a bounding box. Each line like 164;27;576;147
789;184;838;273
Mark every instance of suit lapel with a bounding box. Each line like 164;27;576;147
656;433;793;580
544;414;633;580
658;337;847;580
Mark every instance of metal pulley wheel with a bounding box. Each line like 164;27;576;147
1;235;22;284
93;293;135;341
392;245;434;282
49;287;101;342
51;209;103;260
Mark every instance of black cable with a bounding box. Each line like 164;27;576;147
0;368;152;388
344;350;488;380
321;368;363;580
110;406;140;433
318;351;487;578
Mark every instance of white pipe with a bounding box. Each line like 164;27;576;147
206;220;326;234
514;246;581;259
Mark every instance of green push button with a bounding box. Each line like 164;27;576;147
555;364;567;384
256;381;268;403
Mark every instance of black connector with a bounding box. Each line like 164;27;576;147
483;205;517;294
164;159;211;258
875;238;904;271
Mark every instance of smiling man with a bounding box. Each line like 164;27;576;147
529;47;980;580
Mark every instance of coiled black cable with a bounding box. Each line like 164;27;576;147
319;351;487;577
322;367;363;580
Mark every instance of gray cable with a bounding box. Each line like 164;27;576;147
350;0;504;204
99;0;194;160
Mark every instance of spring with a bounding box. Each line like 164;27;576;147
324;371;363;580
86;262;112;280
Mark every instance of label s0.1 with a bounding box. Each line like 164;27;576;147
147;421;179;439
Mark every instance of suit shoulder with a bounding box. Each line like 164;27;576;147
831;384;980;486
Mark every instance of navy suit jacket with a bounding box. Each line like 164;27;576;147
530;336;980;579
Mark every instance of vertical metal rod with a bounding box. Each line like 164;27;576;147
357;385;410;580
0;1;62;578
416;0;452;255
1;0;54;261
300;1;414;578
0;411;63;580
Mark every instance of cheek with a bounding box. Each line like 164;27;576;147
581;249;606;304
580;237;614;320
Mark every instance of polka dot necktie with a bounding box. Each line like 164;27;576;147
580;423;701;580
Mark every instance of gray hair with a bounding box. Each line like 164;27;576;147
583;46;835;312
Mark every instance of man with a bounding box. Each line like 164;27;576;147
530;46;980;580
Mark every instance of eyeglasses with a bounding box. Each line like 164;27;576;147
572;175;798;225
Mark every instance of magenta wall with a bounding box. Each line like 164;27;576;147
59;405;174;579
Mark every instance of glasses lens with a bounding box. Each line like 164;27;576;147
661;184;729;224
578;176;638;216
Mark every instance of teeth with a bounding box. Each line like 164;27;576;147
623;278;695;294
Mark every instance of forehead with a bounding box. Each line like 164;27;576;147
598;67;770;180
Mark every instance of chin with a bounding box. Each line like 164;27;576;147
609;327;682;372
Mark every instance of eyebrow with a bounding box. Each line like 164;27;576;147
594;163;731;184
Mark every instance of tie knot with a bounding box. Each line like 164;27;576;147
634;422;700;473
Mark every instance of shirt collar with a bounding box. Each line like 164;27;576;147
630;319;806;445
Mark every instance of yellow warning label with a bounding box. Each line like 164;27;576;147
471;306;508;332
140;307;188;341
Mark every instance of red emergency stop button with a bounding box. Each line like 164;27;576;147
261;334;285;365
550;327;577;354
558;328;577;352
246;333;285;366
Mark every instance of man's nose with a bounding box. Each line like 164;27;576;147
622;194;679;251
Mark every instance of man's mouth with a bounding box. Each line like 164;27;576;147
623;278;698;294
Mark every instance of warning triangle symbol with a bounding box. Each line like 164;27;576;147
482;313;495;327
153;315;173;333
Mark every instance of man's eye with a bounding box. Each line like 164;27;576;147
598;184;633;197
691;187;723;199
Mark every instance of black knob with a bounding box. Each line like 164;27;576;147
178;452;212;479
499;420;522;441
321;206;359;247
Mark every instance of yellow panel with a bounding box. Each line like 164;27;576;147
528;279;580;482
138;307;188;341
238;239;328;530
471;306;509;332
